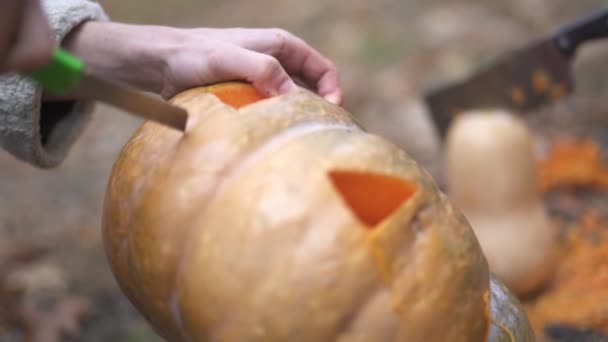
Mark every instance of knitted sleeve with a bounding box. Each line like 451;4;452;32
0;0;108;168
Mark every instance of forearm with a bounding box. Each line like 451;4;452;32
63;21;182;95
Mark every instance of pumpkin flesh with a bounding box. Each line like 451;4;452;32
328;170;418;228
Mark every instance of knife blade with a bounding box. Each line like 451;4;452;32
73;73;188;131
424;7;608;140
27;48;188;131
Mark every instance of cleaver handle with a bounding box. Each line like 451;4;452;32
554;7;608;57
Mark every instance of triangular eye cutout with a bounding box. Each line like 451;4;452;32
204;82;265;109
328;170;417;228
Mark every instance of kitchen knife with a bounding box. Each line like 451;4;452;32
27;48;188;131
424;8;608;140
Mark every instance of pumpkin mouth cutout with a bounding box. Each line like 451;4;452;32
204;82;266;109
328;170;417;228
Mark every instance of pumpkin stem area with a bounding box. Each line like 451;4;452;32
328;170;417;228
204;82;265;109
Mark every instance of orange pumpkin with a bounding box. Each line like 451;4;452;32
102;82;533;341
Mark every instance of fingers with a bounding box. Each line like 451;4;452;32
210;28;343;105
267;29;342;105
206;44;297;97
1;0;53;72
192;28;343;105
162;41;297;99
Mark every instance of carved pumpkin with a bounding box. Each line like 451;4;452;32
102;82;533;341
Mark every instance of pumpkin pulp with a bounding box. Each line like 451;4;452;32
328;170;417;228
202;82;265;109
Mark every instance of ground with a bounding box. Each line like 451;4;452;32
1;0;608;341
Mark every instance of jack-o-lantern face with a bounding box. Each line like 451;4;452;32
102;83;532;342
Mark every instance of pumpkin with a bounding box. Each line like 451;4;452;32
102;82;533;341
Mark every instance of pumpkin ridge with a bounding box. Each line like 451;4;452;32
178;123;355;222
168;290;188;341
331;287;384;340
172;123;357;321
367;236;395;288
361;197;428;288
363;207;419;290
102;125;184;330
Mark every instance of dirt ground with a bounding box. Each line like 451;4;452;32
2;0;608;341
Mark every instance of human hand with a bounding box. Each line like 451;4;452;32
0;0;53;72
64;23;343;105
167;28;343;104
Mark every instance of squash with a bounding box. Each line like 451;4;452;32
445;110;558;297
102;82;533;341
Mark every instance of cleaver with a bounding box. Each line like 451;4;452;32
424;8;608;140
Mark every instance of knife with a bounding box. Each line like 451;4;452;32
27;48;188;131
424;8;608;140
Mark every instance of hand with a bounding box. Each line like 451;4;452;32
0;0;53;72
168;28;342;104
64;22;343;105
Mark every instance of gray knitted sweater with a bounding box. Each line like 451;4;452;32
0;0;108;168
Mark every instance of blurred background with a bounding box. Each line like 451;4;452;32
2;0;608;341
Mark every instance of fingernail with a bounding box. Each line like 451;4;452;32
325;92;341;105
278;80;296;94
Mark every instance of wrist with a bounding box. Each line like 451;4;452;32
62;21;183;95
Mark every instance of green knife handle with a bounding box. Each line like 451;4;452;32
554;7;608;58
27;48;84;94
